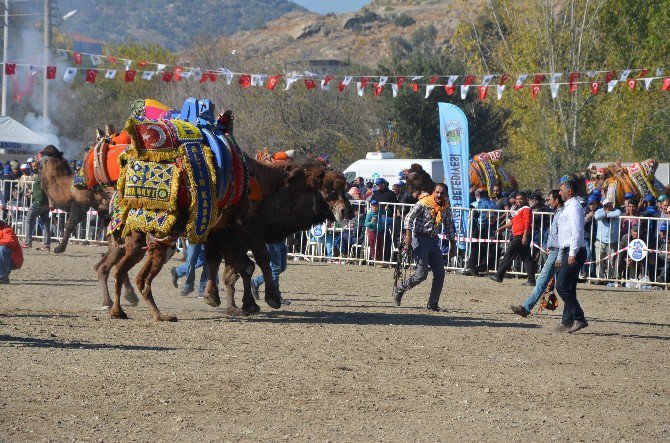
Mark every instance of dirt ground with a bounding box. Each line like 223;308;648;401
1;244;669;442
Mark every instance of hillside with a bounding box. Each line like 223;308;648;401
220;0;484;69
57;0;306;50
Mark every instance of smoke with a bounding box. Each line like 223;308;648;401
23;112;81;160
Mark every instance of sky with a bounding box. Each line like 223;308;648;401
292;0;370;14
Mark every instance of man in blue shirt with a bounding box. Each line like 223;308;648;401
594;199;621;280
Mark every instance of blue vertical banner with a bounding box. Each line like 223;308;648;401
438;103;470;248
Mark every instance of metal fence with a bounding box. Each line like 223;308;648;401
3;177;668;288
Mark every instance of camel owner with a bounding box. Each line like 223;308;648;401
21;149;53;252
395;182;455;312
0;219;23;284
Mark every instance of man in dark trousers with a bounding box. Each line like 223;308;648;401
394;183;455;312
489;191;536;285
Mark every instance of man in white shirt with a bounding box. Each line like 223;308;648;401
554;178;589;333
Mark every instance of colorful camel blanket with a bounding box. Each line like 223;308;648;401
118;159;180;211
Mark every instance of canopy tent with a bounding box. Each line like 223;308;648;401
0;116;49;163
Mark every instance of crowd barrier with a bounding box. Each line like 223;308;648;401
4;177;668;288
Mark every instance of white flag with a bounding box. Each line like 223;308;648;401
379;76;388;87
643;78;654;90
607;80;618;92
392;83;399;97
320;78;331;90
496;85;505;100
285;76;300;90
620;69;632;81
550;82;560;99
460;85;469;100
257;74;267;87
28;65;37;76
515;74;528;87
190;68;202;82
482;75;494;87
551;73;562;83
56;49;68;59
356;81;365;96
141;71;154;81
342;76;353;87
586;70;597;78
63;67;77;83
411;75;423;81
180;70;192;79
90;55;102;66
105;69;117;79
447;75;458;87
124;59;132;71
656;68;664;77
425;85;436;99
156;64;166;72
251;74;260;86
220;68;234;85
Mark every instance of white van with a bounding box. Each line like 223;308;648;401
343;152;444;184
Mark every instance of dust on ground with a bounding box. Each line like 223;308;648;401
1;244;668;441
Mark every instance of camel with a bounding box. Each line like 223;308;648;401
39;144;115;254
203;162;353;315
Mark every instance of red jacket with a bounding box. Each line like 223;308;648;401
0;221;23;269
511;206;532;236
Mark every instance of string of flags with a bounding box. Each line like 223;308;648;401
2;48;670;100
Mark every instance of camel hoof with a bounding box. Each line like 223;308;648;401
204;293;221;307
242;304;261;315
157;314;178;322
226;306;249;316
124;292;140;307
53;245;65;254
110;309;128;320
265;295;281;310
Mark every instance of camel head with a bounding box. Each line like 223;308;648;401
296;162;352;222
405;163;436;195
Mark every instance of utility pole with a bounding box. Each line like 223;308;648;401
2;0;9;116
43;0;51;130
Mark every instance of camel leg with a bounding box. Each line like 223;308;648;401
203;235;223;308
251;244;281;309
135;242;177;322
53;204;85;254
96;242;125;308
110;233;145;319
239;258;261;314
222;264;245;316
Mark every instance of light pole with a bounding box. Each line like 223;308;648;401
42;0;51;131
2;0;9;116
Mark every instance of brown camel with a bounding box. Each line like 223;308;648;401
204;163;353;315
39;144;115;254
404;163;437;195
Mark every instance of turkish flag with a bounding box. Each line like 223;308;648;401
499;74;509;86
85;69;97;83
396;76;406;89
107;56;117;64
304;78;317;90
627;79;636;91
663;77;670;91
173;66;184;81
570;83;579;94
513;84;524;91
531;85;541;99
605;70;616;83
199;72;217;83
359;77;369;90
373;83;383;96
73;52;82;65
46;66;56;80
591;81;600;95
533;74;546;84
238;74;252;88
267;75;282;90
410;83;419;92
479;86;488;100
639;68;648;78
322;75;334;87
444;85;455;96
124;70;136;82
429;76;439;85
138;60;148;68
465;75;476;86
4;63;15;75
162;72;173;82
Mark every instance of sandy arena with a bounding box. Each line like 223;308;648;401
1;244;669;441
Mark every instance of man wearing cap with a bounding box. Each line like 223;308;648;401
395;183;455;312
658;194;669;217
21;150;52;252
368;178;397;204
593;198;621;281
641;194;661;218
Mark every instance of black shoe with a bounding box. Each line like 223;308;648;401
170;267;179;289
393;284;404;306
522;280;536;286
489;275;502;283
460;268;476;276
552;323;573;333
426;303;445;312
510;305;529;317
568;320;588;334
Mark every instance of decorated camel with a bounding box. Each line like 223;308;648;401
96;97;351;321
469;149;518;194
587;158;665;205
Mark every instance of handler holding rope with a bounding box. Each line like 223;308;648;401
394;183;455;312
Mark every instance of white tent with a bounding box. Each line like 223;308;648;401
0;115;49;147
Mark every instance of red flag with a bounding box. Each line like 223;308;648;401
4;63;15;75
627;79;636;91
107;56;117;64
663;77;670;91
200;72;217;83
479;86;488;100
465;75;476;86
533;74;546;84
499;74;509;86
570;83;579;94
396;76;406;89
238;74;252;88
373;83;383;96
513;84;524;91
46;66;56;80
305;78;317;90
73;52;82;65
173;66;184;81
591;81;600;95
531;84;541;99
444;85;455;96
138;60;148;68
267;75;282;90
359;77;369;90
162;72;173;82
605;70;616;83
338;81;348;92
640;68;648;78
322;75;334;87
429;76;439;85
85;69;97;83
124;70;136;82
410;83;419;92
569;72;580;93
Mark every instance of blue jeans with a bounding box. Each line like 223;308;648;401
175;243;208;293
253;243;288;292
0;245;16;279
399;235;446;307
522;248;558;312
311;234;334;257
